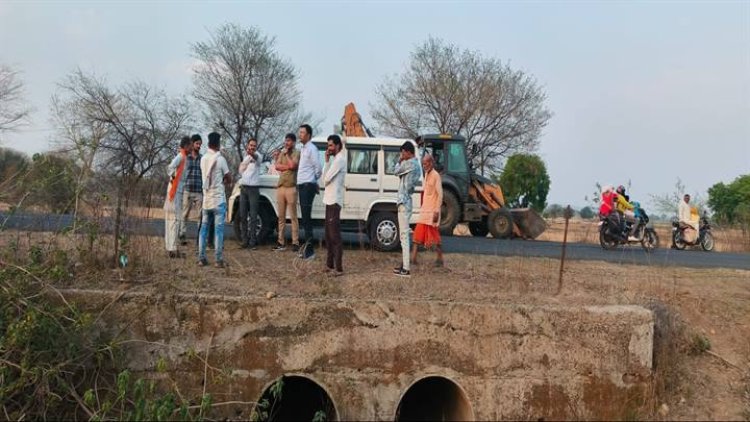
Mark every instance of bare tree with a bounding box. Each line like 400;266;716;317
56;69;192;266
372;37;552;175
649;178;707;217
192;23;310;162
0;64;32;135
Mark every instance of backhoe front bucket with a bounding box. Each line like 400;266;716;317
510;208;547;239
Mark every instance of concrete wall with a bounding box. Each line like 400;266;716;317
65;289;654;420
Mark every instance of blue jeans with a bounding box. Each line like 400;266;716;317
199;202;226;262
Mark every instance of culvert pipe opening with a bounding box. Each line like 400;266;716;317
253;375;338;421
395;376;474;421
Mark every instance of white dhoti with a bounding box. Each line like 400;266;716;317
164;186;183;252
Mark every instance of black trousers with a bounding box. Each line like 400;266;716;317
239;185;259;246
325;204;343;271
298;182;317;247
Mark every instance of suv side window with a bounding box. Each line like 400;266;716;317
384;149;400;175
313;142;326;168
348;148;377;174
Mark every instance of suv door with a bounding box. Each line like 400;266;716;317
344;145;380;220
383;147;423;223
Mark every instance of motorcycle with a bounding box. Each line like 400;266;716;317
599;203;659;252
672;213;714;251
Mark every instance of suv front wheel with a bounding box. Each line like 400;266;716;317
369;212;400;252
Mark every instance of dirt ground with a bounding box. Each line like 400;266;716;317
1;230;749;420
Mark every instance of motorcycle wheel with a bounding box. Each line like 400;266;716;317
641;229;659;252
701;232;715;252
599;227;618;250
673;232;687;250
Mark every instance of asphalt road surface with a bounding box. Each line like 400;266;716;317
2;212;748;270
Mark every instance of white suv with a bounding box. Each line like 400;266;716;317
228;136;423;251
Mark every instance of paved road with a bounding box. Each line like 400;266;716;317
2;212;748;270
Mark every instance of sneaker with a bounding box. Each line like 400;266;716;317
627;236;638;242
434;260;444;268
393;266;402;273
334;270;344;277
272;243;286;251
168;251;178;259
291;244;300;253
214;261;225;268
198;259;208;267
179;234;187;246
303;250;316;261
394;268;411;277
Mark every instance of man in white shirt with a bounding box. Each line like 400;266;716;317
323;135;346;275
198;132;232;267
296;124;322;260
238;138;262;249
164;136;191;258
677;193;698;243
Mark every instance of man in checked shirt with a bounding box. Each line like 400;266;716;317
179;134;203;245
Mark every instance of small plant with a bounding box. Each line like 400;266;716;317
0;259;211;420
251;378;284;422
688;333;712;355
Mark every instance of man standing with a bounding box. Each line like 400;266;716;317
411;154;444;268
179;134;203;245
165;136;191;258
198;132;231;267
323;135;346;276
296;124;322;260
393;141;421;277
272;133;301;251
238;138;262;249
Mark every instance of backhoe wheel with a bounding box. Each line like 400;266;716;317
488;208;513;239
468;218;489;237
439;190;460;236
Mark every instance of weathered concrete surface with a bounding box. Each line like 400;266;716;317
64;289;654;420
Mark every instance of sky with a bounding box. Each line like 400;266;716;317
1;0;748;210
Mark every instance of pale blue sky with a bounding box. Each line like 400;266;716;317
1;0;748;208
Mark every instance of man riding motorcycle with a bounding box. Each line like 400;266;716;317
615;185;637;240
599;185;626;241
677;194;699;243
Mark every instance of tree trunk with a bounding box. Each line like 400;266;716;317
113;181;123;268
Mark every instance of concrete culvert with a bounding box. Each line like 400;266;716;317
395;376;474;421
253;375;338;421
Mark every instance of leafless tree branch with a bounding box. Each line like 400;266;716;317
371;37;552;175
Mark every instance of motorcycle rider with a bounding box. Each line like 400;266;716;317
599;185;626;241
615;185;637;240
678;194;699;243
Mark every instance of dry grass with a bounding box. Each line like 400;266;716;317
1;229;749;420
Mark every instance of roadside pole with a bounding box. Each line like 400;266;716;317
557;205;573;295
